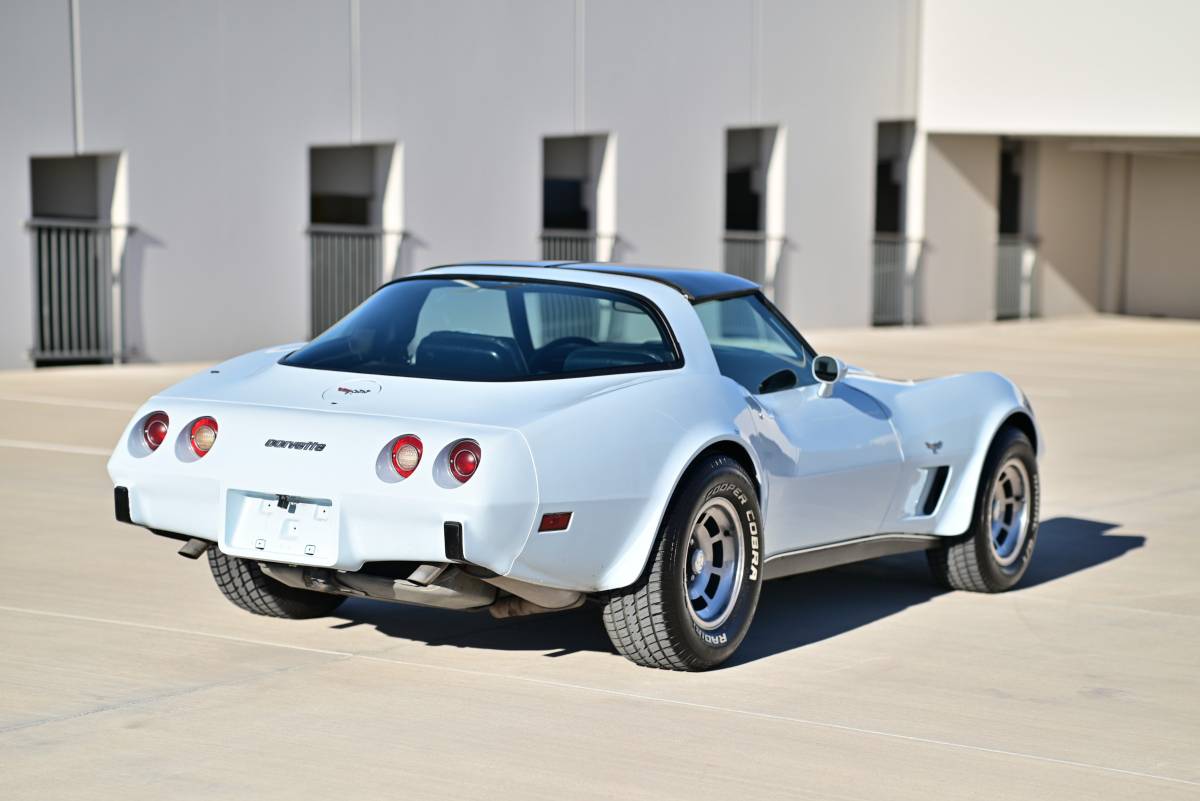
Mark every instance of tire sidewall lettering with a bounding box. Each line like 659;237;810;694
684;468;762;652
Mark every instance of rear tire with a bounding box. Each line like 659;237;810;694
927;426;1039;592
603;454;762;670
207;549;345;619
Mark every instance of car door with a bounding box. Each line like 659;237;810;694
750;379;902;553
694;294;903;556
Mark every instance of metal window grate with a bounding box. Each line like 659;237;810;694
996;236;1038;320
541;229;597;261
27;218;120;364
308;224;384;336
872;235;923;326
722;231;768;284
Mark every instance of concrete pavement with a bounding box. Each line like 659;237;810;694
0;315;1197;799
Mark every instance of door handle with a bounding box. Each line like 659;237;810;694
745;396;768;420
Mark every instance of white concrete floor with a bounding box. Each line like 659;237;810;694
0;315;1197;800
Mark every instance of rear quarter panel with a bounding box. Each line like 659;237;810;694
508;372;759;592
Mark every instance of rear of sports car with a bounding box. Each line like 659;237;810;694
112;396;531;568
107;268;760;669
108;353;595;610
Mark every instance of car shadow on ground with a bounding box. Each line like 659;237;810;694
328;516;1145;667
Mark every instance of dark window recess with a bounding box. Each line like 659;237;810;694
31;156;100;220
543;178;589;230
874;159;903;234
310;194;370;226
724;167;761;232
998;144;1022;235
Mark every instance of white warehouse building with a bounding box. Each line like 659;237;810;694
1;0;1198;369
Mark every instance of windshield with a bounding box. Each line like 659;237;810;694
281;277;681;381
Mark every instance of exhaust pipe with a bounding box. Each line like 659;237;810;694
488;594;585;619
260;563;497;611
259;562;584;618
482;575;584;618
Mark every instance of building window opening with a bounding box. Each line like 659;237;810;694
28;154;128;366
541;134;616;261
996;138;1038;320
308;143;402;336
723;127;785;292
871;121;921;326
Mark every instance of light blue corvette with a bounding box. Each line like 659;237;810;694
109;261;1041;671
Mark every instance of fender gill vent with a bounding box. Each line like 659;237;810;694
922;466;950;516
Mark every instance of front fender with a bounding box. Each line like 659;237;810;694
858;371;1041;537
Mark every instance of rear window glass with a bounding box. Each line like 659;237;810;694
281;277;681;381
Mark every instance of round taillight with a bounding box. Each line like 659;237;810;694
448;439;481;483
390;435;423;478
143;412;169;451
190;417;218;456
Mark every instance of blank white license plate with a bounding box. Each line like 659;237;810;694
225;491;337;564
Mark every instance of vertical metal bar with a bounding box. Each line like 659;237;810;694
37;228;49;355
317;233;325;335
307;231;312;335
328;233;335;331
334;233;341;329
61;229;70;356
327;232;334;331
49;228;60;355
1020;242;1035;319
901;239;913;327
100;228;111;357
85;227;94;355
69;229;79;354
318;233;326;335
111;225;121;362
94;229;104;356
77;228;86;354
44;228;54;357
330;232;336;330
78;229;89;355
74;228;84;354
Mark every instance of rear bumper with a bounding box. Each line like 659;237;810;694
113;479;533;577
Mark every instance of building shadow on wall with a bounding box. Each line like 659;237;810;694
329;517;1144;668
120;227;165;363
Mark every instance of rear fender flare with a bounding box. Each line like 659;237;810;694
600;429;764;591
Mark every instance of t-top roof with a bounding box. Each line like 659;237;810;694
425;260;760;301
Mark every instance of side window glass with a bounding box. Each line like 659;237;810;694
695;295;815;393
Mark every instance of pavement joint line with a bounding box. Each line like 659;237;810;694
1;603;1195;788
1014;593;1200;621
0;657;351;736
0;393;138;411
0;439;111;457
0;604;354;658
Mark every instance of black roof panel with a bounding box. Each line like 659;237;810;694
558;263;758;300
422;260;759;301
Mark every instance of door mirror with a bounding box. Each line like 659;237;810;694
757;368;797;395
813;355;845;398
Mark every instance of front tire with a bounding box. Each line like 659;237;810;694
927;426;1039;592
207;549;346;619
603;454;763;670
